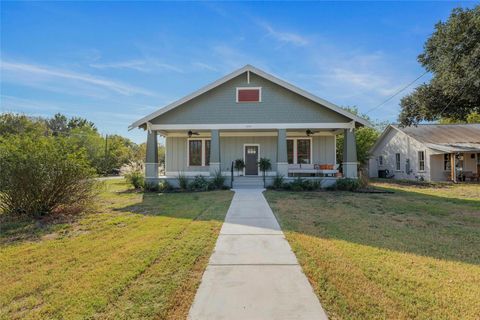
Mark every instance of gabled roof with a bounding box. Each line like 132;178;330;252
129;64;371;129
371;123;480;154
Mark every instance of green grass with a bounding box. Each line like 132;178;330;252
0;179;233;319
265;182;480;320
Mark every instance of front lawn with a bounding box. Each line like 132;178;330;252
265;182;480;319
0;179;233;319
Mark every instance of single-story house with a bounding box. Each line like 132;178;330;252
129;65;370;187
369;124;480;182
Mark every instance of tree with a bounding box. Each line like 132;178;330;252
399;6;480;125
336;107;385;165
0;113;47;136
0;134;97;217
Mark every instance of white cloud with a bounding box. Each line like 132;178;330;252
261;23;309;46
191;62;218;72
1;60;153;96
90;59;183;73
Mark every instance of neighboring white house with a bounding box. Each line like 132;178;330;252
369;124;480;182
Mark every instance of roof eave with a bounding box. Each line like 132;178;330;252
129;64;372;129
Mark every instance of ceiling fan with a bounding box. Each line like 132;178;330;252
305;129;319;136
188;130;200;138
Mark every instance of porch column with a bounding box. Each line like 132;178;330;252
277;129;288;176
145;130;158;182
209;129;220;175
343;129;358;178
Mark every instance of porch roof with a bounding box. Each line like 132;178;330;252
426;143;480;153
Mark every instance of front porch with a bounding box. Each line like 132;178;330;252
145;125;359;187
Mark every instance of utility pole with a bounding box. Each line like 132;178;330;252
104;134;108;175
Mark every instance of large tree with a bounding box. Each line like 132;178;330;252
399;6;480;126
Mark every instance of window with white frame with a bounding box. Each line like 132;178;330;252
287;138;312;164
395;153;401;171
236;87;261;103
188;139;210;166
418;151;425;171
378;155;383;166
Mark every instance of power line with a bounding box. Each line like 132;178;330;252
365;71;429;115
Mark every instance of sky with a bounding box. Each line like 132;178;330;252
1;1;477;143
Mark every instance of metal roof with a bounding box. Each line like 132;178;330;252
394;124;480;153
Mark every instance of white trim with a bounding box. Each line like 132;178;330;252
243;144;261;176
129;65;371;129
236;87;262;103
148;122;355;131
166;171;210;177
287;137;313;165
186;138;211;167
163;130;336;137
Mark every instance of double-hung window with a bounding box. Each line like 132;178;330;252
188;139;210;166
378;155;383;166
418;151;425;171
287;138;312;164
395;153;401;171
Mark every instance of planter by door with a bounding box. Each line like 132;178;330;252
244;145;259;176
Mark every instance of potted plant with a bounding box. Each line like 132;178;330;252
234;159;245;176
258;158;272;188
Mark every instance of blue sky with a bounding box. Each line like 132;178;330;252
1;1;477;143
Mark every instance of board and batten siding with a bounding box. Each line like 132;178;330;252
151;73;351;125
165;135;336;174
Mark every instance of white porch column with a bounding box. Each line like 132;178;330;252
277;129;288;176
209;129;220;175
145;130;158;182
343;129;358;178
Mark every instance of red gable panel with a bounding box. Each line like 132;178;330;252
238;89;260;102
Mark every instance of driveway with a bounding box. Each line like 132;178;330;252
188;188;328;320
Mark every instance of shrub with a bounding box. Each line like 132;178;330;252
272;174;284;190
0;135;97;217
189;175;210;191
334;178;360;191
177;172;188;190
258;158;272;187
124;170;144;189
234;159;245;176
144;181;159;192
211;170;226;189
158;180;172;192
290;177;305;191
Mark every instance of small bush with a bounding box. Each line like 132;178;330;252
0;135;97;217
334;178;360;191
144;181;160;192
189;175;210;191
124;170;144;189
272;175;284;190
158;180;172;192
290;177;306;191
211;170;226;189
177;172;188;190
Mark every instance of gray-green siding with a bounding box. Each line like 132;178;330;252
152;73;350;125
165;135;336;173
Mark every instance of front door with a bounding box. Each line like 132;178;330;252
245;145;259;175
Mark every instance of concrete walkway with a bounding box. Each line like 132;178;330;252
188;189;328;320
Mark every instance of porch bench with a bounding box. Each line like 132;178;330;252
288;164;338;177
